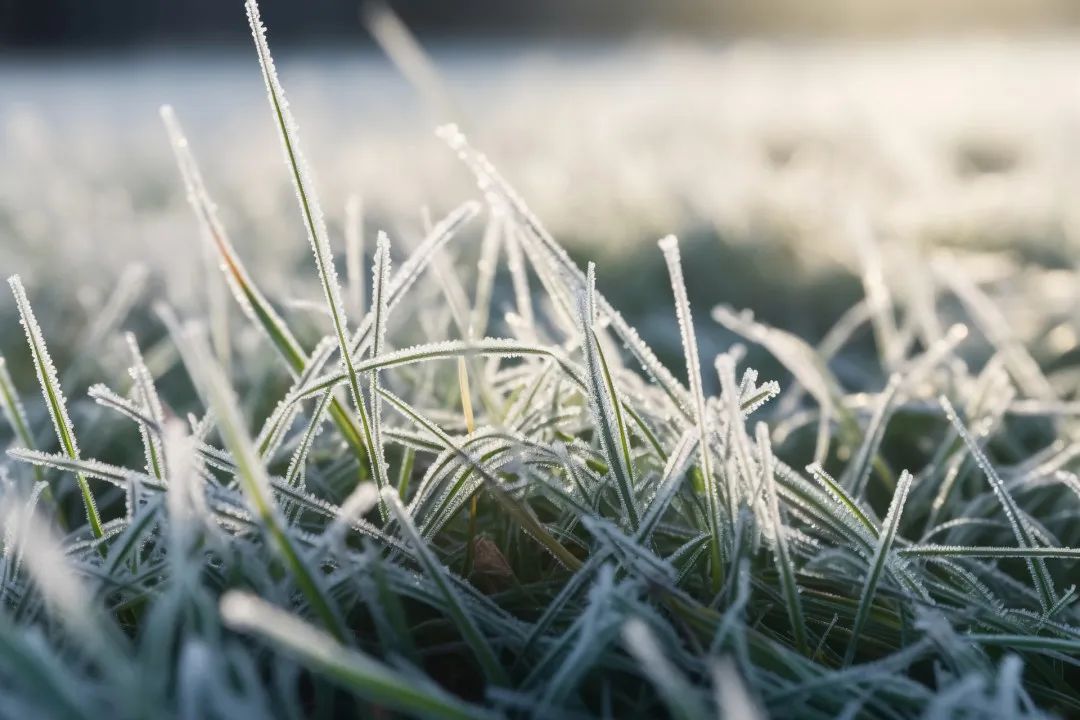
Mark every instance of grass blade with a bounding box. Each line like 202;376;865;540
0;353;44;486
757;422;807;654
578;263;639;530
7;275;103;539
381;488;507;685
162;310;347;642
221;591;491;720
845;468;913;665
246;0;390;516
659;235;724;592
941;395;1058;612
622;618;708;720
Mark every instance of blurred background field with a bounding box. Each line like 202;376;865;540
7;14;1080;387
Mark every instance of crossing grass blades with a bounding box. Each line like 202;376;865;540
1;2;1079;717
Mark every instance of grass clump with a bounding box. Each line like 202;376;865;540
0;3;1079;718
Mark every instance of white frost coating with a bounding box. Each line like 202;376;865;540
578;263;640;530
8;448;161;491
370;232;392;362
845;469;913;665
659;234;722;572
365;232;393;506
8;276;78;459
245;0;351;358
940;395;1058;611
8;275;102;536
739;379;780;418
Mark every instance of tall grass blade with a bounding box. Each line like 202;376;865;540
162;310;347;641
7;275;103;539
940;395;1058;612
659;235;723;591
247;0;392;516
579;263;639;530
0;354;44;486
756;422;807;654
845;468;913;665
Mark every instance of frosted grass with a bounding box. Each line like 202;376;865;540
8;275;103;539
0;3;1077;717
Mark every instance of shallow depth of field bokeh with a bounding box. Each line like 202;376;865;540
2;2;1080;719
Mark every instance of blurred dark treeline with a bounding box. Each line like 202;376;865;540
3;0;1080;50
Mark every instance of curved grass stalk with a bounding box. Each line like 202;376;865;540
378;389;582;570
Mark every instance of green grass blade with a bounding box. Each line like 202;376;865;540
246;0;390;516
579;263;639;530
941;395;1058;612
844;468;913;666
7;275;103;539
